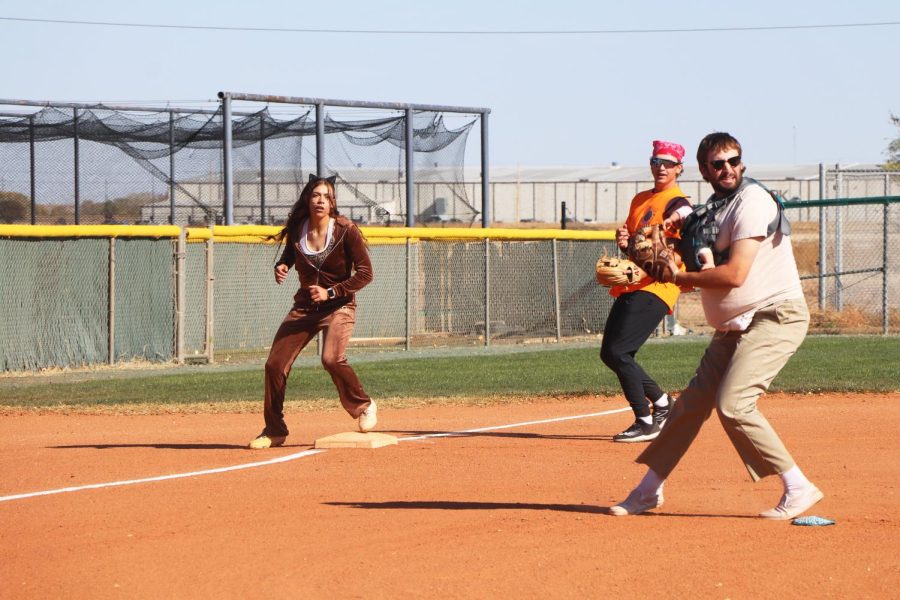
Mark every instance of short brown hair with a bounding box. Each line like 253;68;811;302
696;132;742;166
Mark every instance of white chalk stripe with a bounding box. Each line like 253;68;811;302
400;407;630;442
0;406;629;503
0;449;325;503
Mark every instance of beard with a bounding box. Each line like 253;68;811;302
710;170;744;197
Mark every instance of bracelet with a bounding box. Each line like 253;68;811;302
672;271;678;284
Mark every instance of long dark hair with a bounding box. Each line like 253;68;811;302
274;176;338;244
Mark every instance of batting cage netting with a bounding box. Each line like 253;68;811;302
0;102;478;226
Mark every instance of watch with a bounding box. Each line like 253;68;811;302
326;287;336;300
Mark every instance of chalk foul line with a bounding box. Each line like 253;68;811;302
399;407;630;442
0;407;629;503
0;449;325;503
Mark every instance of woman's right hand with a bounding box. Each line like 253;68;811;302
274;263;289;285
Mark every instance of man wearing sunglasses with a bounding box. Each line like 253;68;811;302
610;132;822;521
601;140;692;443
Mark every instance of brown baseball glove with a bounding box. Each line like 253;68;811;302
626;224;682;283
595;254;647;287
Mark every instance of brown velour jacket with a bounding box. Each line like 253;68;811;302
276;216;374;309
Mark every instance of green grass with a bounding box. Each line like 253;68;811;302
0;336;897;411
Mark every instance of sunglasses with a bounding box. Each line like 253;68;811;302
709;156;742;170
650;157;680;168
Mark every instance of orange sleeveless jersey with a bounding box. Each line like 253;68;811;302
609;186;688;311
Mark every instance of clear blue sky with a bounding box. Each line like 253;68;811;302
4;1;898;167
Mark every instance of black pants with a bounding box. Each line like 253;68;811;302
600;290;669;419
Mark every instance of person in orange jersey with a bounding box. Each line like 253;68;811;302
601;140;692;443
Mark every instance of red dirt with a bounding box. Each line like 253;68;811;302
1;393;897;599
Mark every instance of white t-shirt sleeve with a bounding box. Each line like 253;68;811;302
673;205;693;219
727;186;777;243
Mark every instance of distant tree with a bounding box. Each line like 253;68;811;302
36;204;73;224
885;113;900;170
0;191;29;223
102;200;116;223
76;192;167;224
109;192;167;223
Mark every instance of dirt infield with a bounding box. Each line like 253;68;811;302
1;392;898;599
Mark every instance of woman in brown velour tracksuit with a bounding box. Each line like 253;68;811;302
249;174;376;449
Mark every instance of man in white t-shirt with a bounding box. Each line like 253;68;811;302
608;132;823;520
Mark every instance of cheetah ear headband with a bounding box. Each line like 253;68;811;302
308;174;337;185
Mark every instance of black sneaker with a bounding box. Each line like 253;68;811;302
613;420;660;443
653;397;675;429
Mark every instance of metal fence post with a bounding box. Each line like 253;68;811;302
175;229;186;364
884;174;890;335
169;111;176;224
552;239;561;341
222;94;234;225
259;113;266;224
316;102;325;177
405;108;414;227
481;111;490;227
484;238;490;346
406;237;412;350
73;108;80;224
835;166;844;310
206;237;215;363
28;115;35;224
818;163;826;310
108;238;116;365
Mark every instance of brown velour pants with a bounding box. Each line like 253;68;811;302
262;303;371;437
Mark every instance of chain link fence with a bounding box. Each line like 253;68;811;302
1;194;897;372
0;230;176;370
186;231;615;364
673;195;899;336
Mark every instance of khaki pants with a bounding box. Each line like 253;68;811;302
637;297;810;481
262;304;371;437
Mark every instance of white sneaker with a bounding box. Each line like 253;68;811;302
609;487;664;516
248;433;286;449
759;485;824;520
358;401;377;433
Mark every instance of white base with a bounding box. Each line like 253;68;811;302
314;431;398;449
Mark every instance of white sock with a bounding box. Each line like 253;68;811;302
780;464;812;493
636;468;665;496
654;394;670;408
638;415;653;425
